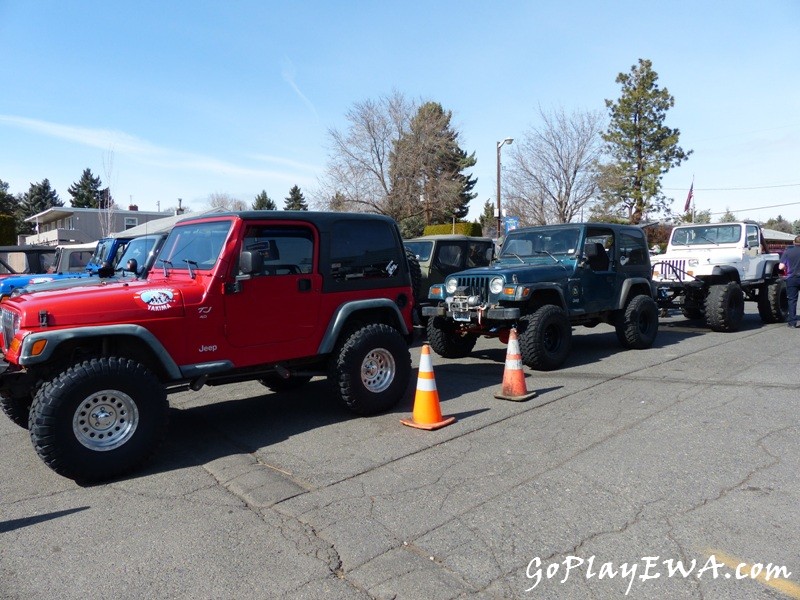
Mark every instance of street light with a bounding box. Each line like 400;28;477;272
496;137;513;239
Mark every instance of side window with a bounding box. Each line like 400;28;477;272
435;243;463;269
618;230;647;266
467;242;492;267
746;225;759;248
330;220;402;282
241;225;314;275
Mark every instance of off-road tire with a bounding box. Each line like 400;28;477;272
615;295;659;349
259;375;313;392
405;247;422;305
28;357;168;483
330;323;411;416
517;305;572;371
757;279;788;324
0;392;32;429
426;316;478;358
705;282;745;332
405;247;424;325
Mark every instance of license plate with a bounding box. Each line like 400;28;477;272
453;311;471;322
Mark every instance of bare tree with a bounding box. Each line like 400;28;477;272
208;192;247;211
315;91;414;215
505;107;605;225
99;148;117;237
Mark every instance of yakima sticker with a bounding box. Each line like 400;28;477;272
29;277;55;284
136;288;177;312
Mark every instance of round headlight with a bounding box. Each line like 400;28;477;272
489;277;504;294
688;259;699;267
445;277;458;294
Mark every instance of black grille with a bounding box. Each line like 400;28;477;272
1;309;13;351
455;275;491;300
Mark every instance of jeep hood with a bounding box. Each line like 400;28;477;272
659;248;744;265
6;279;187;329
462;261;574;282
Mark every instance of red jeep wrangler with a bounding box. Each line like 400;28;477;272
0;211;416;482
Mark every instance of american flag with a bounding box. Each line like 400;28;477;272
683;181;694;213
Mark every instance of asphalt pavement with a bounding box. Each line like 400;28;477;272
2;305;798;599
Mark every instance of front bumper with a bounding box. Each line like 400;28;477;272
421;304;521;322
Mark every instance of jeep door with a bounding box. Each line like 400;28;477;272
223;223;321;359
580;229;619;313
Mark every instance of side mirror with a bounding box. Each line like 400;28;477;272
125;258;139;274
239;250;263;275
98;261;115;278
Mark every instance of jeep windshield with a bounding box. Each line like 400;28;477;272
499;227;582;263
157;220;231;274
670;224;741;246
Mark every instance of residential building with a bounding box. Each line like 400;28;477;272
21;205;176;246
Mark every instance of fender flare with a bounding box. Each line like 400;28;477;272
710;265;741;283
317;299;410;354
617;277;655;310
17;324;183;379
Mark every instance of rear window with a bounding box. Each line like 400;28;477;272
330;220;403;283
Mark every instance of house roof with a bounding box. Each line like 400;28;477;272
111;208;226;238
762;228;796;241
25;206;167;224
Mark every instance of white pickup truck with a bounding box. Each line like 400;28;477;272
651;222;786;331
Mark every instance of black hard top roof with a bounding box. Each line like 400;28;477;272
509;222;639;233
173;210;398;228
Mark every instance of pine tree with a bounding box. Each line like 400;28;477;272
68;168;104;208
252;190;277;210
389;102;477;225
0;179;16;215
284;185;308;211
600;59;692;223
18;179;63;234
329;192;347;212
0;179;17;243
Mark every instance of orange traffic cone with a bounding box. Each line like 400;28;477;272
401;343;456;430
494;328;538;402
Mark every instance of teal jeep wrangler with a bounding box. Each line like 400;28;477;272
422;222;659;370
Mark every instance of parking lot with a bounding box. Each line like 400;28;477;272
2;304;798;599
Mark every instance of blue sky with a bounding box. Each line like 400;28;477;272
1;1;799;224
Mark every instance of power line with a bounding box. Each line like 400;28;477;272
707;201;800;216
665;182;800;192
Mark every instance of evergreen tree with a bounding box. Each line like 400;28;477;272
763;215;793;234
478;198;495;237
599;59;692;223
719;209;737;223
0;179;15;215
284;185;308;210
18;179;63;234
98;187;114;209
389;102;477;225
329;191;347;212
0;179;17;243
68;168;104;208
252;190;277;210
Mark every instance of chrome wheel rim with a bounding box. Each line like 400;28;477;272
361;348;395;393
73;389;139;451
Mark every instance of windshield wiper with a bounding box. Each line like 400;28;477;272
696;235;719;245
158;259;173;276
184;259;198;280
534;250;559;264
